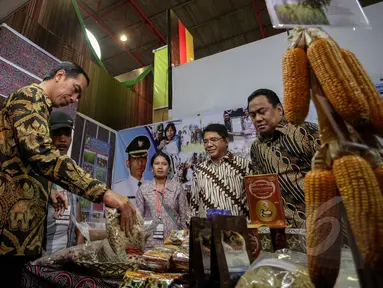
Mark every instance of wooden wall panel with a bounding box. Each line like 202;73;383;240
78;61;153;131
153;108;169;123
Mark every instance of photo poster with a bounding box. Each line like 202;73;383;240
80;135;110;223
265;0;370;29
112;107;259;206
376;81;383;97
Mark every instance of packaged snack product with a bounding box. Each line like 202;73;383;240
172;248;189;273
190;217;212;287
211;215;254;288
141;246;175;272
145;273;182;288
121;271;151;288
244;174;286;229
164;230;189;246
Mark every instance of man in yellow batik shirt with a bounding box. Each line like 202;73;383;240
0;62;136;286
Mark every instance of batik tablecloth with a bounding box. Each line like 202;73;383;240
21;264;122;288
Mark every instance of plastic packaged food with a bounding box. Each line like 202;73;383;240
190;217;212;287
141;246;175;272
121;271;151;288
145;273;183;288
105;208;145;254
164;230;189;246
236;250;313;288
172;248;189;273
32;208;146;278
211;215;254;288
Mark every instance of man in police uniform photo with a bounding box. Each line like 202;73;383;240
113;135;151;207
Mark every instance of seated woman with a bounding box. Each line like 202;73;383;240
136;152;189;248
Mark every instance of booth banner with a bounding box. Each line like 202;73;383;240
153;46;169;109
80;135;110;222
112;107;259;206
376;81;383;96
169;10;194;67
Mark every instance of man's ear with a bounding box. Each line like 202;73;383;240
224;137;230;147
126;160;130;169
276;103;284;116
55;69;66;82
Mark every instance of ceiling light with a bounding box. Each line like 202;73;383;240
85;29;101;59
120;35;127;42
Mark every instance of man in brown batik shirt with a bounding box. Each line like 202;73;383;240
248;89;320;251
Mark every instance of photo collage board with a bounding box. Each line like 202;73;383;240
80;135;110;223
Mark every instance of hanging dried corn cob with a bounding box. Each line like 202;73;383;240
341;48;383;136
332;155;383;268
307;38;370;127
304;149;341;288
282;48;311;125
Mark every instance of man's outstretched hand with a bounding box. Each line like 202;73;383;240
50;189;68;219
102;190;136;236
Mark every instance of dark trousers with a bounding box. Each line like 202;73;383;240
0;256;37;288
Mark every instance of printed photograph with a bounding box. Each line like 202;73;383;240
97;155;108;168
223;108;256;141
91;212;104;223
93;203;104;212
85;136;91;146
270;0;329;25
180;113;223;153
84;149;97;165
80;198;92;210
95;167;107;183
81;211;90;222
83;163;94;176
150;121;182;155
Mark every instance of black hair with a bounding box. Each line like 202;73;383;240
202;123;229;139
43;62;90;86
151;151;171;167
247;89;281;109
165;122;177;135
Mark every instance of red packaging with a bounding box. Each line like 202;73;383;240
245;174;286;229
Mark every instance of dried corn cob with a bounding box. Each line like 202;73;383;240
283;48;310;125
341;49;383;136
307;38;370;127
333;155;383;267
305;168;341;288
374;165;383;193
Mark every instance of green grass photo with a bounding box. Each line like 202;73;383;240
274;3;329;25
84;150;96;164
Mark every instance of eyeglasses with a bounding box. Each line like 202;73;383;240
203;137;222;145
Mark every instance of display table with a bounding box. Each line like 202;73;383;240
21;264;122;288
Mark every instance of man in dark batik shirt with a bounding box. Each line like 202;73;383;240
248;89;320;229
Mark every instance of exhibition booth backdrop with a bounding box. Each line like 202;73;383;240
112;104;317;208
172;2;383;119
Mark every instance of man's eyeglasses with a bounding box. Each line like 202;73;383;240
203;137;222;145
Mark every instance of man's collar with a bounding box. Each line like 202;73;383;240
258;117;289;141
207;151;234;164
32;83;52;109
